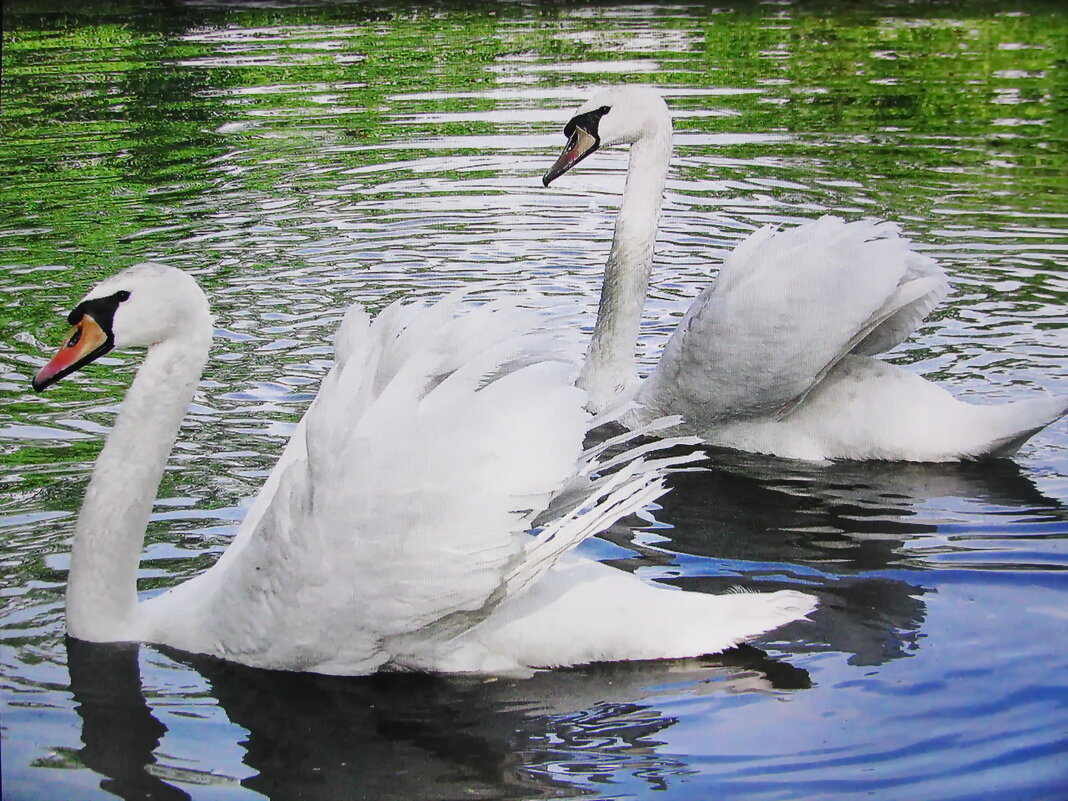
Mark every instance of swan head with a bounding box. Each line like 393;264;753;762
32;263;210;391
543;86;672;186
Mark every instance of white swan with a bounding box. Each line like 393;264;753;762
32;263;815;675
543;86;1067;462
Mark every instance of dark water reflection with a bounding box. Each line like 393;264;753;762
604;448;1067;669
67;638;808;801
661;451;1064;567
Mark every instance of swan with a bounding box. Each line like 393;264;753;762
31;263;816;676
542;86;1067;462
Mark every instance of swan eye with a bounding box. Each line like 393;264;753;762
116;290;131;302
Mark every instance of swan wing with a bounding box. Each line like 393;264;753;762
176;294;680;673
639;216;947;424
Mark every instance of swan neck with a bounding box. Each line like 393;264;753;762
66;329;211;641
580;131;671;411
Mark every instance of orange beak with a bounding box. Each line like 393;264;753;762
33;314;111;392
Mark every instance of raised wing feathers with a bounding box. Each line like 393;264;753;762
204;294;684;673
639;216;946;425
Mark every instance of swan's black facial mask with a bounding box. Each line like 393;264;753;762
542;105;611;186
32;290;131;392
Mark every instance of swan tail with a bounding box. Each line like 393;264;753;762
544;590;819;668
884;389;1068;461
566;584;819;665
742;358;1067;462
652;587;819;658
465;559;817;670
966;394;1068;459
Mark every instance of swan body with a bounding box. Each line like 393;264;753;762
544;86;1067;462
34;263;815;675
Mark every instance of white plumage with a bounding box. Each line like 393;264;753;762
35;263;815;676
544;86;1066;462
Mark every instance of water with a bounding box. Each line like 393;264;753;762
2;2;1067;799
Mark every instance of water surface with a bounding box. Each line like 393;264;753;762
2;2;1066;799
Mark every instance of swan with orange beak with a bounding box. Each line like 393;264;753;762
25;261;817;673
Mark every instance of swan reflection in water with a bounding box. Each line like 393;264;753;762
66;637;809;801
59;452;1066;799
597;446;1064;666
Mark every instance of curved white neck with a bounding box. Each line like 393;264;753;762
578;130;672;412
66;330;211;641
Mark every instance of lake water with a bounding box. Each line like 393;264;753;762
2;2;1067;799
